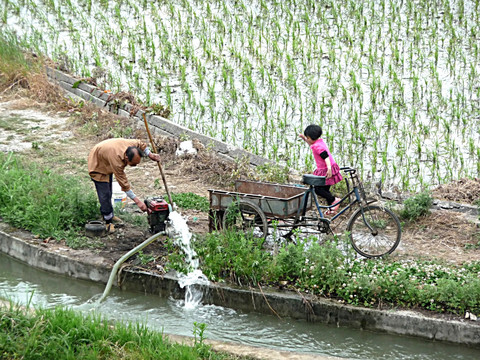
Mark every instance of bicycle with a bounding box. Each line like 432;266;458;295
285;167;401;258
209;167;401;258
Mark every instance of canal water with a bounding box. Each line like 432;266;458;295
0;253;478;360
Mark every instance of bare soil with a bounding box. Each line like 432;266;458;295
1;96;480;272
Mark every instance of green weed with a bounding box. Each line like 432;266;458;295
114;207;149;228
400;191;433;221
0;303;242;359
0;153;99;247
256;163;289;183
170;192;209;212
193;229;480;315
194;230;270;285
137;250;155;265
0;31;39;86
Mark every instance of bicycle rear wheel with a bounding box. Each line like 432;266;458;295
222;200;268;239
347;205;401;258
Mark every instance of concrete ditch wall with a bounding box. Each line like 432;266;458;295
1;224;480;348
122;269;480;347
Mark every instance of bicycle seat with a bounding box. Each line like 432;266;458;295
302;174;326;186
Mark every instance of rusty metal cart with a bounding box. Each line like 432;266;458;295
208;179;312;238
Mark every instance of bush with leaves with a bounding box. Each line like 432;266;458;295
400;191;433;221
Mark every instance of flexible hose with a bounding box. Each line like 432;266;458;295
97;231;165;304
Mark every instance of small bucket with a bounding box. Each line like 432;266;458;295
112;181;127;208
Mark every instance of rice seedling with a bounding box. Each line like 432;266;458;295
3;0;479;192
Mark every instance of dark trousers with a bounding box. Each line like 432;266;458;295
92;175;113;223
315;185;335;205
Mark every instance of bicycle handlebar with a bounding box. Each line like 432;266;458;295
340;166;356;174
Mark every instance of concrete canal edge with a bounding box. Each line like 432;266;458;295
1;224;480;350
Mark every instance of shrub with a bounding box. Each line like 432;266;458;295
194;230;271;285
400;191;433;221
193;227;480;315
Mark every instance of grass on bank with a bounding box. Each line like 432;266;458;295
179;230;480;317
0;302;248;360
0;32;37;85
0;152;100;248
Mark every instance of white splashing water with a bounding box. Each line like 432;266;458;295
168;211;209;309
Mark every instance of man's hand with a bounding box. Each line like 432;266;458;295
148;153;161;162
133;197;147;212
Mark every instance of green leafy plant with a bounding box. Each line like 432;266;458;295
400;191;433;221
113;208;148;228
256;163;289;183
170;192;209;212
193;227;480;315
164;236;190;274
0;153;99;248
149;103;170;118
193;321;207;346
137;250;155;265
194;229;270;285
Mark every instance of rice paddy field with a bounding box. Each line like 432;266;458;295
1;0;480;192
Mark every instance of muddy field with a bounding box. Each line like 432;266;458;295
1;96;480;269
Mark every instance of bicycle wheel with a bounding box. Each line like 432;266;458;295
347;205;401;258
222;200;268;239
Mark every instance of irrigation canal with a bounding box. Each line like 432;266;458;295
1;253;479;359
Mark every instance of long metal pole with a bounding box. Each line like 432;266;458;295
143;113;174;207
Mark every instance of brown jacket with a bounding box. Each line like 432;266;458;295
88;138;147;191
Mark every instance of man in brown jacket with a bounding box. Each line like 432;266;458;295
88;138;161;233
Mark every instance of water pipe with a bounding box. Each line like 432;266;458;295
97;229;169;303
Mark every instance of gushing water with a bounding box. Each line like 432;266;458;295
168;211;209;309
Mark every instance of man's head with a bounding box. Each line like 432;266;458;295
126;146;144;166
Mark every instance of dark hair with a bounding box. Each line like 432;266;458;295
304;124;322;140
126;146;144;161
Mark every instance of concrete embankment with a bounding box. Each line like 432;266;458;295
1;222;479;350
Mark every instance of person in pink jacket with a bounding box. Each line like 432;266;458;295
299;124;342;215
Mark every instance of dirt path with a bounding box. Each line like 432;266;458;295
1;97;480;267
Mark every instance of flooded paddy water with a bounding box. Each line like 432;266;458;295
1;252;480;359
2;0;480;191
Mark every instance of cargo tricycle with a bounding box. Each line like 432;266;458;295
208;167;401;258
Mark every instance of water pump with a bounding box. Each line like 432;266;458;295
144;196;171;234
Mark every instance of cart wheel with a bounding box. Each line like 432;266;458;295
222;200;268;239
